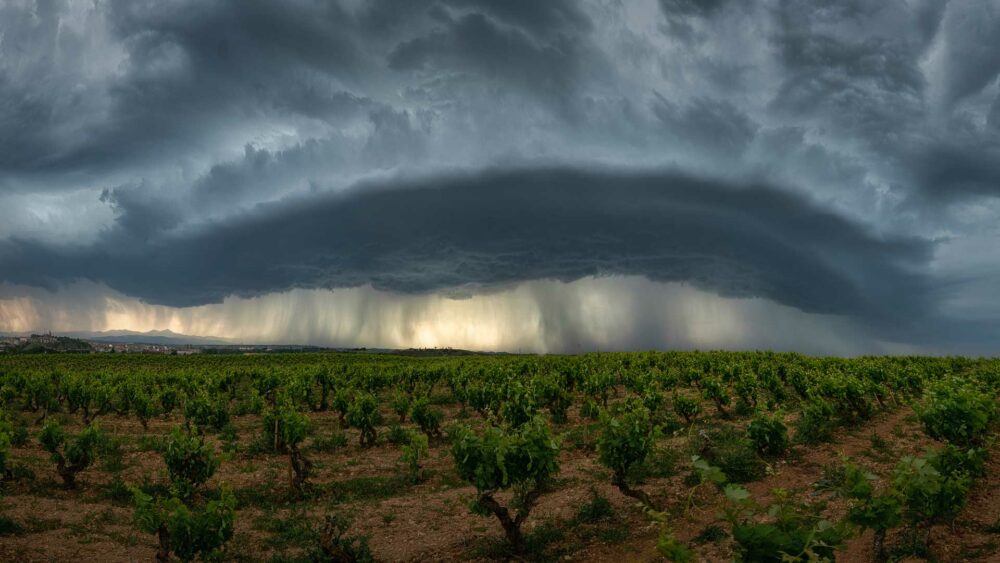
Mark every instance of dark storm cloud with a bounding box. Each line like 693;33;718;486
909;140;1000;200
0;0;370;176
651;95;758;158
659;0;732;18
767;16;926;144
0;0;602;183
440;0;591;37
0;167;931;326
748;0;1000;202
4;0;1000;352
934;0;1000;109
387;11;592;113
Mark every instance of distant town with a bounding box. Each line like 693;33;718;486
0;332;332;355
0;332;497;356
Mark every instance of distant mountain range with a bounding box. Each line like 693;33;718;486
1;330;232;346
77;330;232;345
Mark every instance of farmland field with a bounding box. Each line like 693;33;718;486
0;351;998;562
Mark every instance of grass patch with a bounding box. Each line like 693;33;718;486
327;474;411;503
254;509;316;551
22;515;62;534
596;525;629;543
98;435;128;472
562;423;599;452
862;432;895;462
469;521;567;561
234;479;287;509
694;524;727;544
436;469;467;490
0;515;24;536
101;475;134;505
135;434;167;453
573;489;616;524
310;430;348;452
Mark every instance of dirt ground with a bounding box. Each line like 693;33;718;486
1;403;998;562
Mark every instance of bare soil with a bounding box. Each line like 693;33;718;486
1;402;998;562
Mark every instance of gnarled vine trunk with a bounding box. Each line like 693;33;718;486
872;528;887;563
155;523;171;562
612;470;657;511
55;453;88;489
476;479;544;551
288;445;311;495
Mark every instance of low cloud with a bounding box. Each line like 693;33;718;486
0;168;931;329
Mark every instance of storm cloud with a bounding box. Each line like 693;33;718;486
0;168;930;317
1;0;999;353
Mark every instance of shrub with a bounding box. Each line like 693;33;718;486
657;528;694;562
164;426;219;500
837;462;901;561
673;395;700;425
314;367;335;411
837;446;983;561
537;378;572;424
930;444;987;479
267;401;311;494
700;377;731;417
690;426;766;484
159;388;180;416
38;421;102;489
725;486;847;562
793;399;835;445
686;455;728;512
311;514;374;563
183;391;230;434
596;403;659;509
410;396;443;438
332;388;353;426
347;393;383;447
8;420;28;447
390;391;411;423
893;454;970;525
133;390;158;430
733;373;759;415
219;423;240;455
747;413;789;457
132;486;236;562
918;379;995;446
580;398;600;420
400;431;429;483
387;422;410;445
451;417;560;550
582;372;615;408
499;383;536;428
0;416;14;479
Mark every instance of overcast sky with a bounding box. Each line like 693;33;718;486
1;0;999;354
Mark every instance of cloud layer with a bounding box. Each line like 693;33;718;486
0;168;930;321
2;0;1000;353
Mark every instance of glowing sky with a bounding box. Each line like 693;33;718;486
2;0;1000;354
0;278;895;355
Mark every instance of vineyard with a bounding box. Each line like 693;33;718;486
0;352;998;562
